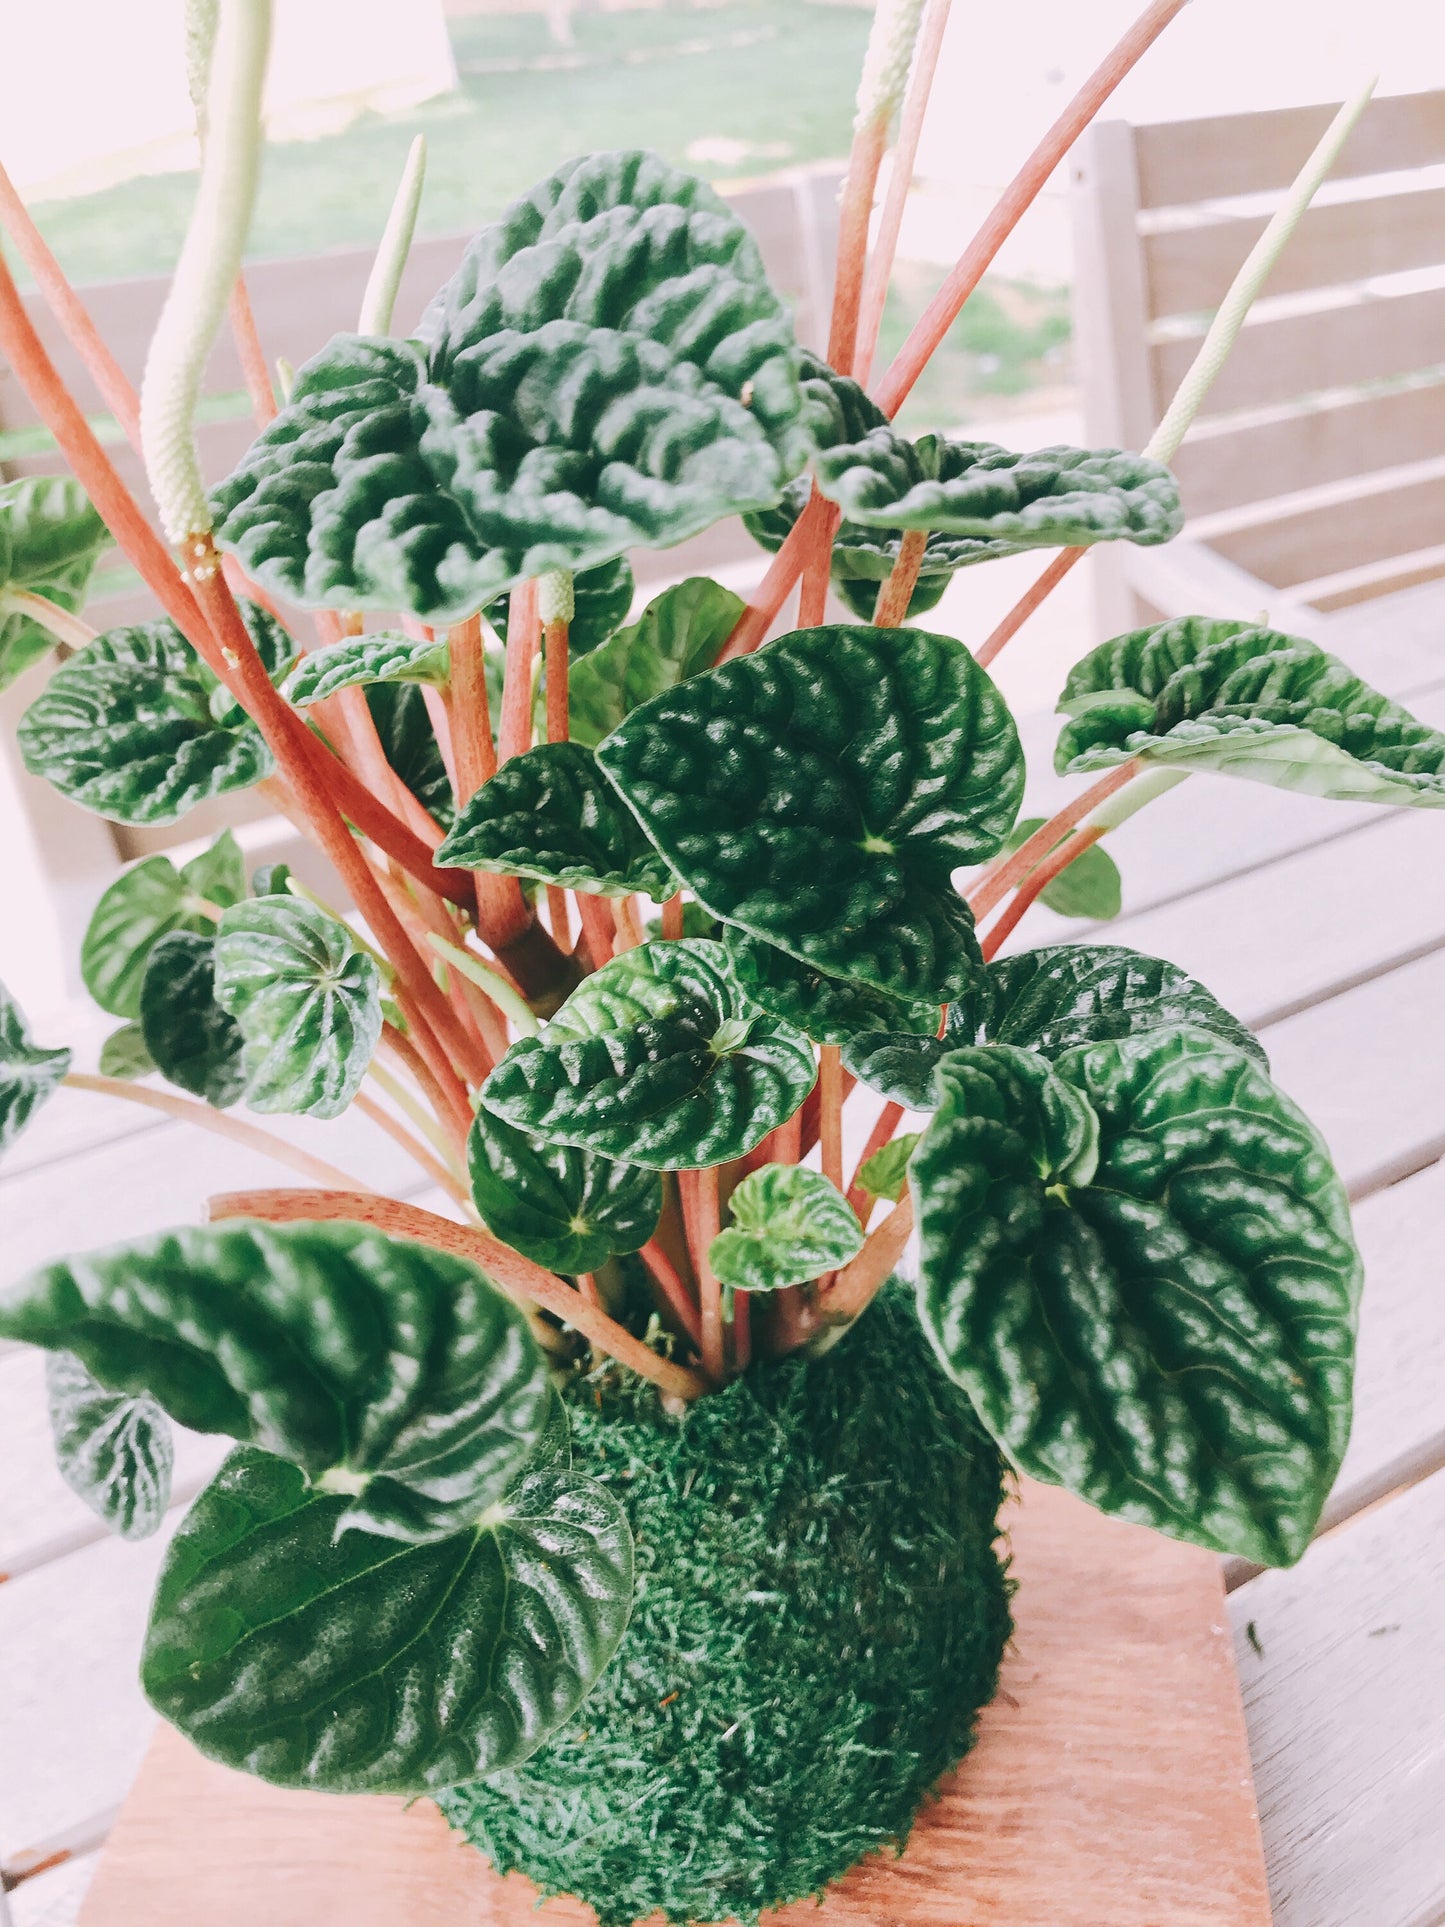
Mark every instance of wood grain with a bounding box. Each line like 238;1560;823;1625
77;1481;1271;1927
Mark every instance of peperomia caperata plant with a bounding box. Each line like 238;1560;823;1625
0;3;1406;1920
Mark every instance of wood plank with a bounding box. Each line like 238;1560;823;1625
1144;181;1445;319
1209;464;1445;591
1150;283;1445;421
76;1480;1270;1927
1230;1465;1445;1927
1170;379;1445;519
1132;89;1445;209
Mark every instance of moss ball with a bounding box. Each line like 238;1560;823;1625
437;1288;1012;1927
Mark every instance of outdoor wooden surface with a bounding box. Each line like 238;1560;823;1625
73;1480;1272;1927
3;576;1444;1926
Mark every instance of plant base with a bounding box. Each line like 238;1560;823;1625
439;1287;1013;1926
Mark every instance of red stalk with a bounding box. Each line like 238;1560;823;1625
499;579;540;763
845;1099;907;1224
981;824;1107;961
448;614;498;799
576;893;616;969
692;1165;726;1385
872;0;1189;418
967;758;1138;919
661;893;684;941
720;493;838;660
826;112;890;380
545;615;569;743
871;526;928;628
228;274;277;426
639;1237;703;1347
208;1189;708;1403
819;1045;844;1191
975;546;1082;669
731;1290;752;1373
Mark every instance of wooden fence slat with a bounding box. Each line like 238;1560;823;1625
1230;1465;1445;1927
1133;90;1445;209
1209;465;1445;591
1143;182;1445;319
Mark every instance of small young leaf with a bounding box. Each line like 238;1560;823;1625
1056;616;1445;806
0;1220;553;1545
284;629;451;705
47;1350;173;1541
567;577;744;748
914;1031;1360;1565
140;932;246;1108
366;682;455;827
844;942;1261;1108
999;816;1122;920
468;1108;662;1275
0;980;70;1155
142;1434;632;1793
214;898;383;1118
816;430;1182;553
98;1024;156;1080
212;153;811;622
708;1165;862;1297
489;556;635;658
81;831;247;1019
0;476;110;691
857;1132;922;1203
17;601;290;824
251;861;293;899
597;624;1021;1002
437;742;674;898
481;939;816;1170
725;928;939;1048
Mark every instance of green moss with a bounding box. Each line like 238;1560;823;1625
438;1288;1012;1926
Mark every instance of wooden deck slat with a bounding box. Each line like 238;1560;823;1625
1230;1465;1445;1927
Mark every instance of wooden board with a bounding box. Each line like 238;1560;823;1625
75;1480;1270;1927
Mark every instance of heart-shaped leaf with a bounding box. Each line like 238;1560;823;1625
844;942;1262;1108
724;927;939;1048
488;557;635;658
140;932;246;1108
816;429;1182;552
284;630;452;705
567;577;743;749
81;832;247;1019
0;981;70;1155
598;624;1020;1003
214;898;383;1118
1056;617;1445;806
0;476;110;691
998;816;1121;921
366;682;456;827
47;1350;173;1541
0;1220;553;1544
914;1031;1360;1564
482;939;816;1170
212;153;812;623
142;1427;632;1794
709;1164;862;1298
437;742;673;898
857;1132;921;1203
98;1024;156;1080
17;601;290;825
250;861;293;899
468;1108;662;1274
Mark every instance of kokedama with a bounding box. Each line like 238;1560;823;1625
0;3;1414;1922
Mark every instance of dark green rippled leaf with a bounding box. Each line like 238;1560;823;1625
725;927;939;1048
0;1220;552;1545
844;942;1262;1108
214;898;383;1118
568;576;743;748
212;153;811;622
81;831;246;1019
17;601;290;824
481;939;816;1170
47;1350;172;1541
598;624;1020;1002
0;476;110;691
709;1164;861;1298
914;1031;1360;1564
285;630;451;705
437;742;673;898
0;980;70;1155
140;932;246;1108
468;1108;661;1274
1056;616;1445;805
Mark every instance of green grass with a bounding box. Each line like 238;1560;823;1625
23;0;870;286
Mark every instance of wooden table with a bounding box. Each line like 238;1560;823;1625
3;579;1445;1927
